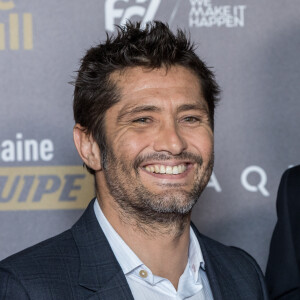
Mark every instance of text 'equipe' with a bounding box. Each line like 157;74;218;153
0;166;94;210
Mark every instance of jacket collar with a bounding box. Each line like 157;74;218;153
191;223;223;300
191;223;257;300
71;199;229;299
71;198;134;299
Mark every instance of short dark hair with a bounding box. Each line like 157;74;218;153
73;21;220;174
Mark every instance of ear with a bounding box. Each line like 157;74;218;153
73;124;102;172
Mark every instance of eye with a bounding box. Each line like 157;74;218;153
182;116;201;123
132;117;152;124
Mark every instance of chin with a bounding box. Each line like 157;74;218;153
146;191;198;215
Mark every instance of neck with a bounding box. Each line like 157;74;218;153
97;196;191;290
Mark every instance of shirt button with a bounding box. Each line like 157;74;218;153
139;270;148;278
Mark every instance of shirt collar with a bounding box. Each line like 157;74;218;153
189;224;205;283
93;199;142;275
93;199;205;283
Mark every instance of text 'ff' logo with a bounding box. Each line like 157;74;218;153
105;0;161;32
0;0;33;50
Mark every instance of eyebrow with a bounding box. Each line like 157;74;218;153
117;105;161;122
176;103;208;114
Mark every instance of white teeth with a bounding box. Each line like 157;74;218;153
166;166;172;174
178;165;182;173
173;166;179;174
145;164;187;175
154;165;160;173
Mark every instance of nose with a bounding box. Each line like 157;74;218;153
153;121;187;155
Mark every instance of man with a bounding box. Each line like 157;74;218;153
0;21;268;299
266;165;300;299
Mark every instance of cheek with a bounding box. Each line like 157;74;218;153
204;135;214;154
112;131;151;160
188;129;214;157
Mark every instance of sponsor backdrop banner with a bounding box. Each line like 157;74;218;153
1;0;299;271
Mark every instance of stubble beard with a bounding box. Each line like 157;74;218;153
102;147;214;235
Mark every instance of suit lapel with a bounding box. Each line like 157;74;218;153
192;226;222;300
71;199;134;300
193;224;269;300
192;223;240;300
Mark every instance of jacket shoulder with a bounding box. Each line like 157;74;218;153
0;229;76;267
0;230;80;298
200;234;262;278
280;165;300;188
199;233;263;273
194;229;269;299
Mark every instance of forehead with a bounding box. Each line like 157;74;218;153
110;66;205;109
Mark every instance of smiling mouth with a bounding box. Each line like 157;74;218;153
143;164;188;175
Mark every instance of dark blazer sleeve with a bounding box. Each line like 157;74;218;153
0;267;30;299
265;166;300;299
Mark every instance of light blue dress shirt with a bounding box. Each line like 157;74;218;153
94;200;214;299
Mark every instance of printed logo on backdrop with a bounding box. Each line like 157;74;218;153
0;133;94;211
189;0;246;28
0;0;33;50
105;0;181;32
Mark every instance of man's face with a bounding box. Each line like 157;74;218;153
100;66;214;224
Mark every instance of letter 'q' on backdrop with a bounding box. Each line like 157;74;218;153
0;0;299;270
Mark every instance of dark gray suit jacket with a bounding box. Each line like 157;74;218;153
0;199;269;299
265;165;300;299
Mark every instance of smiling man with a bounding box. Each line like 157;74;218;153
0;22;269;299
